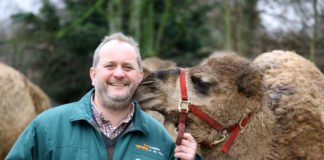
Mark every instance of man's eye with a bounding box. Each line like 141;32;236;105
123;66;133;71
105;65;114;69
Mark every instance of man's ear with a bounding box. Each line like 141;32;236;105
89;67;96;86
138;70;144;83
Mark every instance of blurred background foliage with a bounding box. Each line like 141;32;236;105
0;0;323;104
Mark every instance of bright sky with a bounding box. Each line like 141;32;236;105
0;0;64;37
0;0;42;21
257;0;317;32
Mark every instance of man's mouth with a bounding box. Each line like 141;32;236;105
109;83;128;86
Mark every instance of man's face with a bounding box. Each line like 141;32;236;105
90;40;143;110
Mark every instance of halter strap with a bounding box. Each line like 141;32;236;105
175;68;251;153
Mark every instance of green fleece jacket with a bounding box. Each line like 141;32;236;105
6;89;203;160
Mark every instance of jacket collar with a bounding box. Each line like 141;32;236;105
69;89;94;121
69;89;149;135
132;101;149;135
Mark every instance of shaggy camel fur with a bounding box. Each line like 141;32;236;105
135;50;324;160
141;57;178;138
142;57;177;77
0;63;50;159
199;51;237;65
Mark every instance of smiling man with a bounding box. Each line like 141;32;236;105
90;39;142;112
6;33;202;160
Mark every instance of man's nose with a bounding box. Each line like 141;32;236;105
113;66;125;78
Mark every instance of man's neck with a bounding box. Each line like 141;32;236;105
100;104;133;127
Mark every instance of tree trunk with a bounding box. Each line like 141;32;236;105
154;0;171;54
108;0;122;33
310;0;317;62
141;0;155;57
224;0;233;51
128;0;142;42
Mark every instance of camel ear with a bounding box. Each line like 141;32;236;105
237;66;263;98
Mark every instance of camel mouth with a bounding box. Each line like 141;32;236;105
135;88;166;111
158;109;180;125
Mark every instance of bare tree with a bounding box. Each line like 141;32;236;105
310;0;318;62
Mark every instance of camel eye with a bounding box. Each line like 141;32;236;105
191;76;212;95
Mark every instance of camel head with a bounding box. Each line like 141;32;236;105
135;54;265;145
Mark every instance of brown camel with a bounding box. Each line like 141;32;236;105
0;63;50;159
135;50;324;160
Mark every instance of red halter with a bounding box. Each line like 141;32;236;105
176;68;251;153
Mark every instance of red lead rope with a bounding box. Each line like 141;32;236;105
175;110;188;145
175;68;189;145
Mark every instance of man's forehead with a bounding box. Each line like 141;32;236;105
97;40;140;67
100;41;136;55
105;59;137;65
102;40;134;50
99;51;139;67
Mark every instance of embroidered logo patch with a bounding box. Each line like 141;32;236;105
135;143;164;156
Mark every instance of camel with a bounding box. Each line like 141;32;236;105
0;63;50;159
199;51;237;65
141;57;178;136
142;56;177;77
135;50;324;160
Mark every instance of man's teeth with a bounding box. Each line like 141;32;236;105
110;83;127;86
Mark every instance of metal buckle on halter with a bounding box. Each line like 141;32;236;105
211;133;229;145
239;117;247;133
178;99;190;113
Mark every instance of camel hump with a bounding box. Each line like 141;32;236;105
0;62;50;159
26;80;51;113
